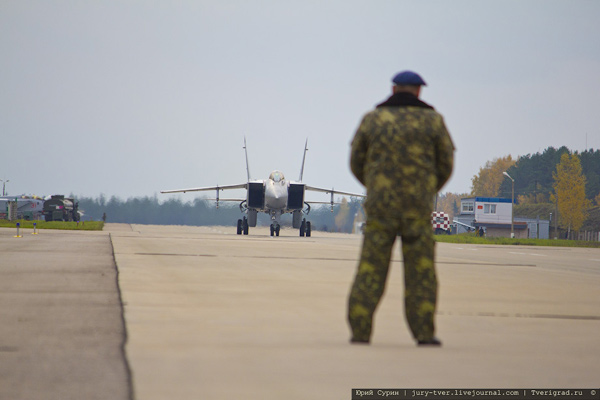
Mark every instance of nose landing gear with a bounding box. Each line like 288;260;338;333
270;223;280;237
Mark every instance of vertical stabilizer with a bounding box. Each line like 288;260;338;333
299;139;308;182
244;137;251;181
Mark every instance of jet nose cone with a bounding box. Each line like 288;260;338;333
265;183;288;209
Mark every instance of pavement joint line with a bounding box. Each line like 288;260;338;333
119;235;320;243
0;290;123;294
441;261;537;267
109;233;136;400
133;253;217;257
132;252;360;261
129;252;536;267
438;311;600;321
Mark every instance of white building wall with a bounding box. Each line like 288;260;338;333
458;197;513;234
460;197;513;225
475;201;512;224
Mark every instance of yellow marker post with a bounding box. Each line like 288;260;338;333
14;222;22;238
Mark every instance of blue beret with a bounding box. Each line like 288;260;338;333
392;71;427;86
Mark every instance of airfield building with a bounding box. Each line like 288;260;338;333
455;197;549;239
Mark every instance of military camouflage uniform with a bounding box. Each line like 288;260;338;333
348;91;454;343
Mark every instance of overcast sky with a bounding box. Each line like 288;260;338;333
1;1;599;202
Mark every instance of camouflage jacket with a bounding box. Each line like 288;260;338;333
350;92;454;219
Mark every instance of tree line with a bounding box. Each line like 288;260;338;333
499;147;600;204
77;194;364;233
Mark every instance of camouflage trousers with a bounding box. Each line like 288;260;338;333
348;216;437;342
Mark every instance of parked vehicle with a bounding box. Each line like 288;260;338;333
43;195;80;222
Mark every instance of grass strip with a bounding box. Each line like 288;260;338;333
0;220;104;231
434;233;600;248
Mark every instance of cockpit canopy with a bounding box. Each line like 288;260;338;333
269;170;285;183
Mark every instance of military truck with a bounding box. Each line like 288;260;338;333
43;195;80;222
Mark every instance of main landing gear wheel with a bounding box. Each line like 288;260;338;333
300;219;311;237
238;217;249;235
243;216;249;235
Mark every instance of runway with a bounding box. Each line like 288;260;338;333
1;223;599;399
0;226;130;400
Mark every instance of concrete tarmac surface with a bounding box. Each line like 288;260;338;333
0;225;131;400
2;223;599;400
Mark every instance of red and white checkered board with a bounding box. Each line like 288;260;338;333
431;212;449;230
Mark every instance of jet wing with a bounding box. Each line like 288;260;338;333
305;186;365;198
206;198;246;202
160;183;248;194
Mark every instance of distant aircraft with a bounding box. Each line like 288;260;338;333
161;139;364;237
0;195;44;220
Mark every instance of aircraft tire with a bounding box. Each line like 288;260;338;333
237;219;243;235
276;225;280;237
299;219;306;237
243;217;249;235
306;221;311;237
270;224;275;236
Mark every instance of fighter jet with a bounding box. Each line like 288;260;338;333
161;139;364;237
